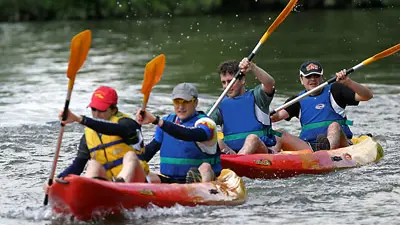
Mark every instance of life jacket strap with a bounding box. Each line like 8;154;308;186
223;127;282;140
89;140;124;153
160;156;220;165
302;119;353;131
102;158;123;170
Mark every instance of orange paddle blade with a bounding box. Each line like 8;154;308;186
362;43;400;66
260;0;298;44
67;30;92;81
141;54;166;104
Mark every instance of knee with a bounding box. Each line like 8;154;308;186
87;159;102;169
198;163;212;173
328;122;341;131
245;134;259;142
124;151;138;161
198;163;215;180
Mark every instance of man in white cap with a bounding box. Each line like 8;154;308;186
137;83;221;183
271;61;373;151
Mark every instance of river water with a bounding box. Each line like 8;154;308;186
0;8;399;225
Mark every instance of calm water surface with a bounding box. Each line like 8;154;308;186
0;8;399;225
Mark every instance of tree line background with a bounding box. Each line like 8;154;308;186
0;0;397;22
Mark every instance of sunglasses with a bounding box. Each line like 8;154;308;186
91;107;107;113
172;98;196;105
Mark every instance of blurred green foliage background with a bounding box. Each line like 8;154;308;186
0;0;398;22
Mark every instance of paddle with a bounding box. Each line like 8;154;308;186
207;0;298;116
140;54;165;183
140;54;166;114
270;43;400;116
44;30;91;206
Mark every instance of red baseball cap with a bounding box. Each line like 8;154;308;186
88;86;118;111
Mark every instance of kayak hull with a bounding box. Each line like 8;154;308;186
49;169;246;221
221;136;384;179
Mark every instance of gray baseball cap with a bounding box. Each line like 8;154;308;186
171;83;198;100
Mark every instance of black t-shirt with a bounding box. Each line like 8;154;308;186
285;83;360;120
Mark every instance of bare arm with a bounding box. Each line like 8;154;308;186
240;58;275;94
336;69;373;101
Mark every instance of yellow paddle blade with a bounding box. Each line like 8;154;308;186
141;54;166;105
66;30;92;81
362;43;400;66
260;0;298;44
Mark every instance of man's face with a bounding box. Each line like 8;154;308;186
173;98;198;120
220;73;244;98
300;74;323;91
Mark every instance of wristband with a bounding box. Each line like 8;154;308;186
80;115;86;125
152;116;160;125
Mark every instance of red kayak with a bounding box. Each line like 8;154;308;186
221;136;384;179
49;169;246;221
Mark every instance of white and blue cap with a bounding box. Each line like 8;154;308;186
299;61;323;77
171;83;198;101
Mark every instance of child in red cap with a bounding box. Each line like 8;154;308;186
46;86;148;187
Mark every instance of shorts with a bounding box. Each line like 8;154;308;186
309;138;353;152
157;174;186;184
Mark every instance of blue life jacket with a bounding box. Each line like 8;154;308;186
159;113;222;180
299;84;353;143
218;90;276;152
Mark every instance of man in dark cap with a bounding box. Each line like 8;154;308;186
271;61;373;151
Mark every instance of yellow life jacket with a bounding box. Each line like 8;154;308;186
85;111;145;180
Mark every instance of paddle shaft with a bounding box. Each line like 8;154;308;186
44;89;72;205
207;0;298;117
269;66;357;115
270;42;400;115
207;52;254;117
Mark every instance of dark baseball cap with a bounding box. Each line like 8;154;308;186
299;61;323;77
